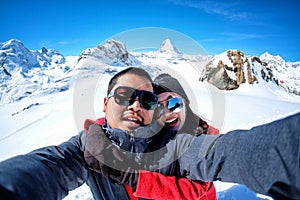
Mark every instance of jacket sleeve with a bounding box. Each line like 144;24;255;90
134;170;216;200
181;112;300;199
0;132;88;200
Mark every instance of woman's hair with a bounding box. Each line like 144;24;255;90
180;106;199;135
153;73;190;104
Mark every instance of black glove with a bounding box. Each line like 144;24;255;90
84;124;141;189
105;148;140;189
84;124;111;176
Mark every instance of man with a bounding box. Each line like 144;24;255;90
0;67;215;199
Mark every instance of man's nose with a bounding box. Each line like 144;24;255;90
128;97;142;111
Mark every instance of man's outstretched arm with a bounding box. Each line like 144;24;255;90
180;112;300;199
0;132;88;200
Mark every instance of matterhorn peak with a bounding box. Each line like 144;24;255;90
159;37;181;54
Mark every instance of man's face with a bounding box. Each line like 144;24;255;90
157;92;187;131
103;74;155;131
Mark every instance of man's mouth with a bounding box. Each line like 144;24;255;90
124;116;143;125
127;117;139;122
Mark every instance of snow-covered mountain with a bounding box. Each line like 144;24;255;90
78;39;141;66
1;38;299;106
0;39;78;104
204;50;300;94
1;38;300;200
260;52;300;96
159;37;181;54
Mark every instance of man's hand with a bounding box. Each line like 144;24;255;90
84;124;140;188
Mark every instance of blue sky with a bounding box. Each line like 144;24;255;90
1;0;299;61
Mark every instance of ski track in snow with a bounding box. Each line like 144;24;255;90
0;105;52;142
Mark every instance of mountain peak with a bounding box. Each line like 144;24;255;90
78;39;140;66
159;37;181;54
2;39;23;46
1;39;26;53
260;52;284;62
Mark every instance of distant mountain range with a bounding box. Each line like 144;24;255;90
1;38;299;104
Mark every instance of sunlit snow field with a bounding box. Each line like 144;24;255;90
1;64;300;200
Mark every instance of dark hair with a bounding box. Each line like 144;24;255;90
153;73;190;104
107;67;153;95
180;106;199;134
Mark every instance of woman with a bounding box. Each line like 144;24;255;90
153;73;219;136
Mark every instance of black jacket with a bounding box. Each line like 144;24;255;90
0;122;182;200
0;131;132;200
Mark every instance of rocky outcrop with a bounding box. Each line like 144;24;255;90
206;60;239;90
205;50;278;90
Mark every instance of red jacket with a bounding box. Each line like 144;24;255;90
84;118;218;200
130;171;216;200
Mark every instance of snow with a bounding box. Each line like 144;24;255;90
1;68;299;200
1;39;300;199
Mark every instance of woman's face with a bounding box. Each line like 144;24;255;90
157;92;187;131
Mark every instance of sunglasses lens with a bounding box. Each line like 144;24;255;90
113;86;157;110
167;97;183;113
141;92;158;110
114;87;135;106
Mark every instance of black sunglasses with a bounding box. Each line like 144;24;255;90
108;86;158;110
158;97;184;115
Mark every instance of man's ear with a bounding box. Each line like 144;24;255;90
103;97;108;112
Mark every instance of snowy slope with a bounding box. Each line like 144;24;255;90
1;39;300;200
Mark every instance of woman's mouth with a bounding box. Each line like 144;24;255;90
165;117;179;127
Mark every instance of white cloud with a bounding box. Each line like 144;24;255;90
221;32;267;40
168;0;250;21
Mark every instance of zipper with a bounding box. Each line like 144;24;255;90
127;130;135;153
128;130;143;164
129;131;135;143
